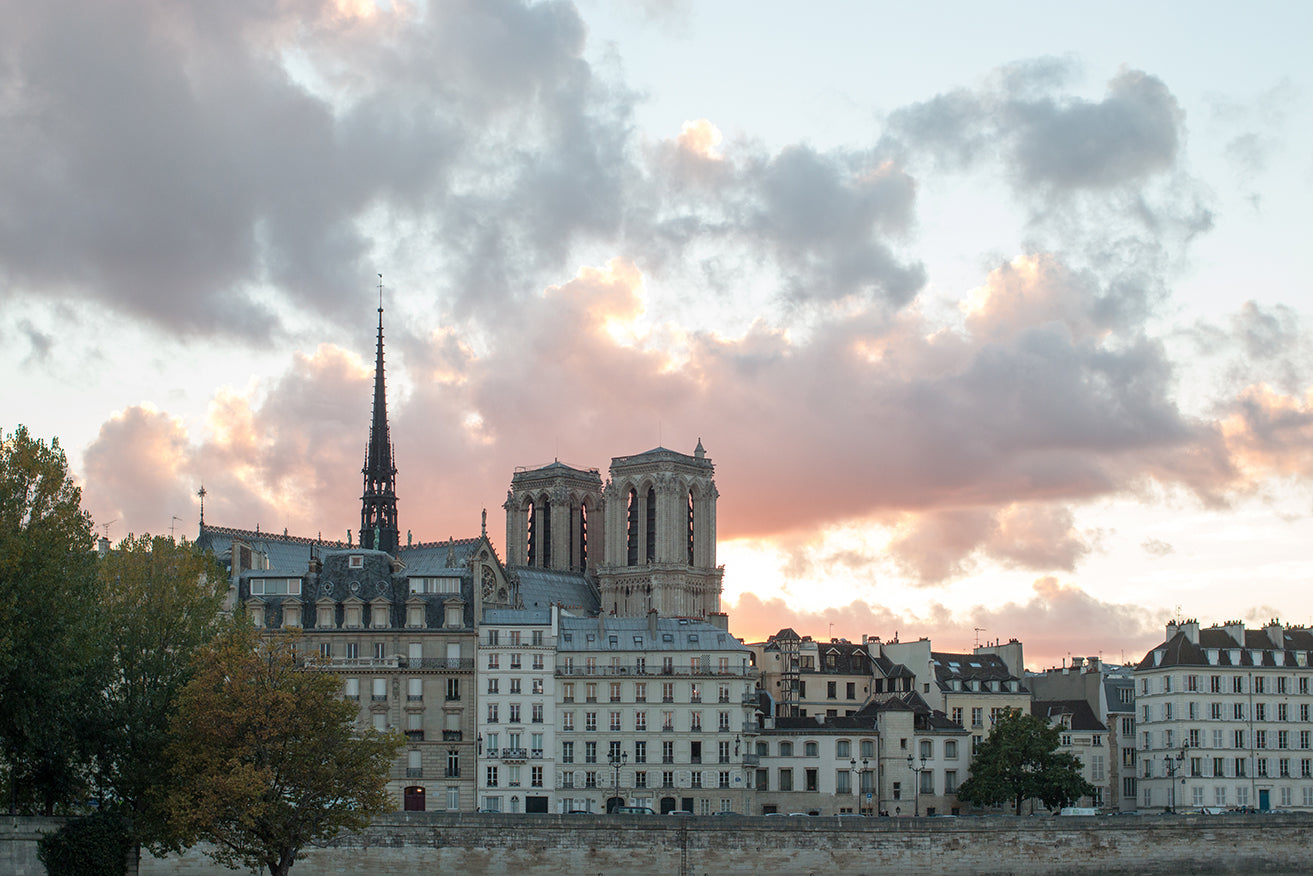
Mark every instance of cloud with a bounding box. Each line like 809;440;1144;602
725;576;1164;671
1141;538;1174;557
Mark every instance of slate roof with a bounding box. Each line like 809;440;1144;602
932;651;1025;689
556;615;748;654
1136;625;1313;670
483;608;553;626
871;654;916;679
510;566;599;614
197;524;341;574
1032;699;1107;733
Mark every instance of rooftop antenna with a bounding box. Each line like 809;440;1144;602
973;627;986;648
171;516;182;538
101;519;118;541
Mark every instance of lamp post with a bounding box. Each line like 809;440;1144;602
609;749;628;812
907;754;927;817
1164;745;1188;813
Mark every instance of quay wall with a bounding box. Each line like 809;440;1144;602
10;812;1311;875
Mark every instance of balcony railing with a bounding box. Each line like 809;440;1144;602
406;730;424;742
309;656;476;671
442;730;463;742
556;664;754;678
406;768;423;778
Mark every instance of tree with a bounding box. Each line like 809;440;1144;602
92;533;227;855
0;425;101;815
956;707;1097;815
165;622;403;876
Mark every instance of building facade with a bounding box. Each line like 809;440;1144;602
1135;619;1313;812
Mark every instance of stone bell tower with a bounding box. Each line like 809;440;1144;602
504;461;605;575
596;440;721;618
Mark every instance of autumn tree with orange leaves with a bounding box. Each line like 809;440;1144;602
165;621;401;876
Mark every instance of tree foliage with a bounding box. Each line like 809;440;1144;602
93;533;227;848
37;811;133;876
166;622;402;876
0;425;101;814
956;707;1097;815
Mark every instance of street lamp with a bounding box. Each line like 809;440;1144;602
1164;745;1188;813
907;754;928;817
609;749;628;812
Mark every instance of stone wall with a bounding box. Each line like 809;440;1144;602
9;813;1312;876
3;817;60;876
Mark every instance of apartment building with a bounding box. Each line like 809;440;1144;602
1136;619;1313;812
554;613;758;814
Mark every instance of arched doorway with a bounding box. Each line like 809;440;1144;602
659;796;677;814
606;796;625;814
403;786;426;811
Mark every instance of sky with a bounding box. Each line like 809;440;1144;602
4;0;1313;671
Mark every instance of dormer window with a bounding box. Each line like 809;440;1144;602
343;601;363;629
371;601;390;630
444;600;463;629
316;601;336;629
247;600;266;628
350;554;363;568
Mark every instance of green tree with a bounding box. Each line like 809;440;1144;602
0;425;101;815
166;622;402;876
956;706;1097;815
92;533;227;857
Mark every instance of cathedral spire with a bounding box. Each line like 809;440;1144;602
360;277;399;554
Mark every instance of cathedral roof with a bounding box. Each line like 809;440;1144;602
511;566;600;614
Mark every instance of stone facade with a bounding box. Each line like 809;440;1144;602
1135;618;1313;812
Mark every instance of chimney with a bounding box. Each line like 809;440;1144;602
1266;619;1285;649
707;612;730;631
648;609;659;637
97;536;110;558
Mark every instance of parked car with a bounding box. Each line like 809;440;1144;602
667;810;694;816
613;806;656;815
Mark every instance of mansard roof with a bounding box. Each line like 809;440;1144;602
1137;625;1313;670
871;654;916;679
1032;699;1107;733
932;651;1020;683
556;615;747;654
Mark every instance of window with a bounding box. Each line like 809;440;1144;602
805;741;819;757
1256;703;1267;722
487;678;499;695
447;751;460;778
920;739;932;759
835;770;850;794
610;711;622;731
827;681;837;699
663;741;674;764
635;740;647;763
486;766;498;787
779;741;793;757
1233;676;1244;693
610;682;622;702
971;708;983;728
585;712;597;732
509;678;521;695
532;703;544;723
1280;703;1289;722
446;678;460;701
635;711;647;731
508;703;521;723
635;683;647;702
778;769;793;792
944;770;957;794
487;703;498;723
1255;676;1266;694
662;682;675;703
562;712;573;731
585;741;597;764
945;740;958;759
562;741;574;764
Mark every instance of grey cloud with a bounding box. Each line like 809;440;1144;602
1009;70;1181;190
